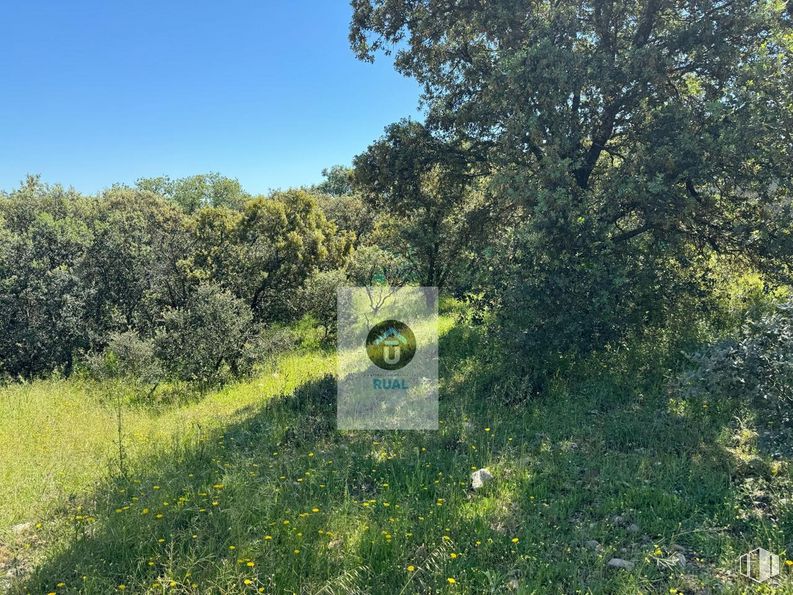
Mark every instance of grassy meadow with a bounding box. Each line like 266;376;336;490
1;305;791;594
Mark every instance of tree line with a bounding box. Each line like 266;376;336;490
2;0;792;393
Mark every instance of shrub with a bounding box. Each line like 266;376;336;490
234;326;297;377
677;298;793;421
155;283;253;386
297;269;348;339
345;245;411;287
85;330;161;384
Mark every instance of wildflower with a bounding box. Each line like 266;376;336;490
312;507;320;512
450;552;458;559
293;549;300;554
786;559;793;567
244;579;253;585
407;565;416;572
118;585;126;591
264;535;273;541
447;577;457;584
511;537;519;544
247;561;255;567
484;427;491;432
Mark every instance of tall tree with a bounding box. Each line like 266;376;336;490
351;0;793;369
353;120;495;289
136;173;248;213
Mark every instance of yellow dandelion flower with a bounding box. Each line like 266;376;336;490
512;537;519;544
407;565;416;572
264;535;272;540
450;552;458;559
447;577;457;584
312;507;320;512
244;579;253;585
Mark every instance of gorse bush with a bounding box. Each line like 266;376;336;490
677;298;793;422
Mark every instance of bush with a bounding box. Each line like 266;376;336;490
297;269;348;339
234;326;297;377
155;283;253;386
677;298;793;422
345;245;411;287
85;330;161;384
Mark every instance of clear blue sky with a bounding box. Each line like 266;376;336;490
0;1;422;194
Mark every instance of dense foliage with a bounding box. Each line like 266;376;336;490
677;297;793;422
350;0;793;380
0;177;349;382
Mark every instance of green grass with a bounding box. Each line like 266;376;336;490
1;315;792;593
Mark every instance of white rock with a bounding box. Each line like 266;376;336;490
607;558;635;571
10;522;31;535
471;468;494;490
585;540;601;550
